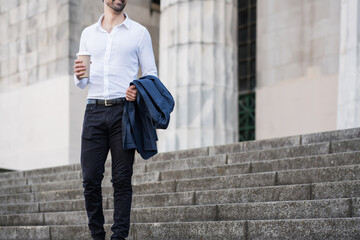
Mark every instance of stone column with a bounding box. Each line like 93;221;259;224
158;0;238;151
337;0;360;129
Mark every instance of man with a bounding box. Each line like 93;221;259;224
73;0;157;239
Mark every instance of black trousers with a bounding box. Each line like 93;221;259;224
81;101;135;240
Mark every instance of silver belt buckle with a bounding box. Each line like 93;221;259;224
104;99;112;106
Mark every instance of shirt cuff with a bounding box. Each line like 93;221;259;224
73;74;89;89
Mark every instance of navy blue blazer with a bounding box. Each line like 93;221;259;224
122;75;175;159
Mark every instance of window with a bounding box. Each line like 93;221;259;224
239;92;255;141
238;0;256;141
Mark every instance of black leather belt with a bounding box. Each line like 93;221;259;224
87;98;126;106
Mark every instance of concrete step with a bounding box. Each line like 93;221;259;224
227;142;330;164
312;180;360;199
0;185;32;195
2;149;359;194
0;226;51;240
130;198;356;223
301;127;360;145
277;164;360;185
0;131;340;180
197;180;360;205
208;136;301;156
27;171;81;185
0;155;226;188
216;198;356;221
0;192;34;205
2;217;360;240
31;179;83;193
2;128;360;239
138;181;332;207
175;164;360;192
0;198;357;226
1;128;359;183
134;218;360;240
141;135;301;163
1;137;359;187
331;138;360;153
35;191;194;214
0;184;306;214
0;178;27;187
0;169;161;190
135;139;326;164
0;171;24;182
250;150;360;173
139;127;360;163
0;218;360;240
225;138;360;166
0;140;320;184
0;202;40;215
143;154;227;173
3;180;360;215
1;164;359;205
136;128;360;164
0;169;126;188
0;164;78;182
160;151;360;182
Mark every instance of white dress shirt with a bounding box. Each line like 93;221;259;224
74;13;158;99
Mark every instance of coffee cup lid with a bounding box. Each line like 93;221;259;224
77;51;91;56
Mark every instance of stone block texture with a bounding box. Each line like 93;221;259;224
0;128;360;239
256;0;342;140
158;0;238;152
337;0;360;129
0;0;161;171
0;0;72;91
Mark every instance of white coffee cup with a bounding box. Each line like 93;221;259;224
76;51;91;78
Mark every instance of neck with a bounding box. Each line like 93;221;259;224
102;8;126;32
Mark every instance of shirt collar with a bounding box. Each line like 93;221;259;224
97;12;131;32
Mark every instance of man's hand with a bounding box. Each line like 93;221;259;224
126;85;137;102
73;59;88;80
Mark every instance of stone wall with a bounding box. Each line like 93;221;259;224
0;0;73;171
256;0;341;139
337;0;360;129
0;0;160;170
158;0;238;151
0;0;71;91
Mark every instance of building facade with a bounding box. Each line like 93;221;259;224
0;0;160;170
256;0;340;139
0;0;359;170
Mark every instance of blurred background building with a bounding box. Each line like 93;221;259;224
0;0;359;170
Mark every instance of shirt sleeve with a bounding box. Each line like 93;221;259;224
74;30;90;89
138;28;158;77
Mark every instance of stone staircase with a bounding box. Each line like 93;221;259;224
1;128;360;239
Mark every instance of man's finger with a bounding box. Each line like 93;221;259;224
75;65;86;68
75;67;86;71
127;94;135;99
126;94;135;99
